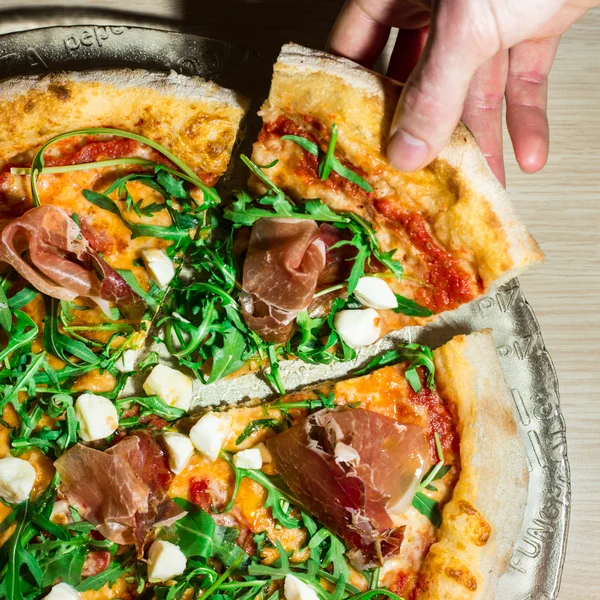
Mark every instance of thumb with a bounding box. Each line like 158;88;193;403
387;3;497;171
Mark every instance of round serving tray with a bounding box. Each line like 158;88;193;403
0;25;571;600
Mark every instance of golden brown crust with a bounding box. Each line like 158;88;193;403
259;43;542;289
0;69;249;177
418;330;528;599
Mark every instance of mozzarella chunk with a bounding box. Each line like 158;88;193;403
43;582;80;599
50;499;72;525
162;432;195;474
234;448;263;470
147;539;187;582
114;349;138;373
142;248;176;289
354;276;398;309
189;412;232;462
0;456;36;504
74;393;119;442
255;442;272;464
143;364;193;412
333;308;381;348
284;574;319;600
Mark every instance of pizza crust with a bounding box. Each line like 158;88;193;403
260;43;543;289
0;69;249;177
419;330;528;599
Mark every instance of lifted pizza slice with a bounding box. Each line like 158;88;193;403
241;43;542;344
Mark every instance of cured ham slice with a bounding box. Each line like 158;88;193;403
0;206;140;311
241;218;326;343
55;431;185;553
267;408;429;567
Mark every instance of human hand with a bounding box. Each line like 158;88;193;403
328;0;597;184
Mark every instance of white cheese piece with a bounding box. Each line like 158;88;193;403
0;456;36;504
354;276;398;309
333;308;381;348
114;348;138;373
50;499;72;525
162;432;195;474
114;349;138;373
284;574;319;600
143;364;193;412
189;412;232;462
43;582;81;600
142;248;175;289
334;442;360;465
233;448;263;470
74;393;119;442
255;442;272;464
147;539;187;582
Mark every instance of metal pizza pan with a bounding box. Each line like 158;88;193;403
0;25;570;600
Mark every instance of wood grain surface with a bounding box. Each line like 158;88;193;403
2;1;599;597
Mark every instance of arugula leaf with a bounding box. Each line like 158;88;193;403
0;282;11;333
282;126;373;193
206;327;246;384
2;503;42;600
83;189;191;241
393;295;433;317
353;343;435;393
6;287;38;310
28;127;220;208
0;310;38;363
319;123;339;180
172;499;218;559
38;541;87;586
2;352;46;411
411;492;442;528
157;169;189;199
221;455;300;529
116;395;185;424
281;135;319;155
116;269;159;311
138;351;159;371
43;297;99;366
235;418;283;445
76;559;129;592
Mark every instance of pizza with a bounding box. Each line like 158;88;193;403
0;45;534;600
0;69;248;400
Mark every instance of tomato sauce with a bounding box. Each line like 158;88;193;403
374;199;482;312
45;138;143;166
189;477;212;512
259;116;372;201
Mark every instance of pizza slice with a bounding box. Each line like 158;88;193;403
237;43;542;346
0;69;248;402
5;330;526;599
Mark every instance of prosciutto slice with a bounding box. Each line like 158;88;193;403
241;218;326;343
267;408;429;568
55;431;185;554
0;206;140;312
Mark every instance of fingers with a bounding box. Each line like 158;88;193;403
386;26;429;84
462;50;509;185
505;36;560;173
387;2;498;171
327;0;391;67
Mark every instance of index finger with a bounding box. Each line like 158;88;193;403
327;0;391;67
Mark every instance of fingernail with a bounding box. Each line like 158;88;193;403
388;130;429;171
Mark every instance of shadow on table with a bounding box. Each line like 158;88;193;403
180;0;344;56
0;1;344;56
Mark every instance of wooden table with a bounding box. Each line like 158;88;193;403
3;2;599;597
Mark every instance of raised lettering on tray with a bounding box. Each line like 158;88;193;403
63;26;125;52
